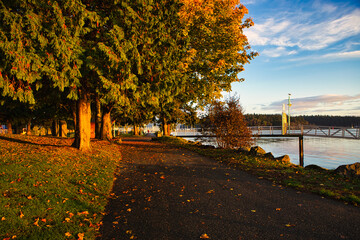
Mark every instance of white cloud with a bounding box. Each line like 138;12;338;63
261;94;360;115
262;47;297;57
312;0;337;13
245;6;360;57
288;50;360;64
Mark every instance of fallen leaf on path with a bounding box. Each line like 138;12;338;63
200;233;210;239
251;210;256;213
276;208;281;211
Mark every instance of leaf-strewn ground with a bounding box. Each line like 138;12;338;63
0;135;121;239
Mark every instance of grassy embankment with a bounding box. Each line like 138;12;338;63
157;136;360;206
0;135;122;239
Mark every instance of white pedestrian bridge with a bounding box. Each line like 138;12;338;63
172;125;360;140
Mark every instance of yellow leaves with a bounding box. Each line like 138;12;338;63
206;189;215;194
77;211;89;216
1;217;6;221
65;217;71;222
251;210;256;213
126;230;136;239
78;233;84;240
285;223;295;227
34;218;40;227
200;233;210;239
19;211;24;218
65;232;84;239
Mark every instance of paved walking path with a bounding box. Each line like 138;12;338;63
98;138;360;239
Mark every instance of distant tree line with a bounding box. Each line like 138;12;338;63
245;114;360;127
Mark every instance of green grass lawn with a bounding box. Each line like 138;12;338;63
157;136;360;206
0;135;121;239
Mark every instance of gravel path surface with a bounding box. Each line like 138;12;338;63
98;138;360;240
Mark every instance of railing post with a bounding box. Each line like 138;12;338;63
299;135;304;167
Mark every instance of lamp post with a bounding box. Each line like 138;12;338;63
288;93;291;133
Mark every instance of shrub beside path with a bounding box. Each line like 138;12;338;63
98;137;360;239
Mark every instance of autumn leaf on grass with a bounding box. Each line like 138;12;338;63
65;232;72;237
78;233;84;240
77;211;89;216
34;218;40;227
19;211;24;218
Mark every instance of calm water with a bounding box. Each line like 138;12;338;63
184;135;360;169
255;137;359;169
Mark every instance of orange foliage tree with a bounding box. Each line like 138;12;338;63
206;96;254;149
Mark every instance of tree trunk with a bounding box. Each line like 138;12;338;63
59;120;68;137
51;120;59;137
167;124;171;136
26;119;32;135
71;101;77;133
15;125;22;134
134;125;140;136
6;121;12;134
95;94;102;139
72;90;91;151
100;106;112;140
162;117;170;136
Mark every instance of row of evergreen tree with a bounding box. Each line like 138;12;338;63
0;0;257;150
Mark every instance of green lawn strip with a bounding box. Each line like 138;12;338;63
0;135;121;239
156;136;360;206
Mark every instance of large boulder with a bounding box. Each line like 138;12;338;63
275;155;291;163
250;146;266;155
305;164;328;171
335;162;360;177
264;152;275;159
237;146;251;153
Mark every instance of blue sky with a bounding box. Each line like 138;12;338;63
231;0;360;116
